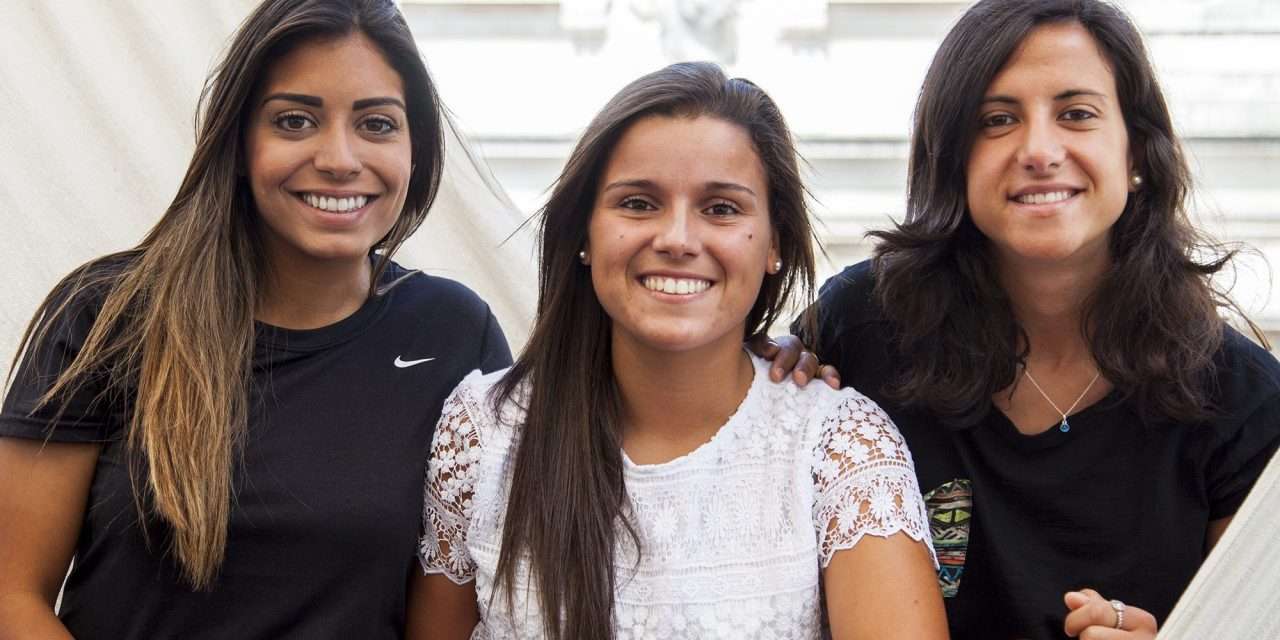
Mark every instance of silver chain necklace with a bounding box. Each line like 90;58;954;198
1021;366;1101;433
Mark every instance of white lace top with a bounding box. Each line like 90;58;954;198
419;354;934;639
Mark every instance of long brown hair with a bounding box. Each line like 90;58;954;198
868;0;1259;427
493;62;815;639
7;0;444;589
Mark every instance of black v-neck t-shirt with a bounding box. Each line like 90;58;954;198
1;261;512;639
801;261;1280;640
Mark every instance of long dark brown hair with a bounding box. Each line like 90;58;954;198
868;0;1258;427
493;61;815;639
7;0;443;589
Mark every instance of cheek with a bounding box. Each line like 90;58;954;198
724;227;774;273
377;147;414;190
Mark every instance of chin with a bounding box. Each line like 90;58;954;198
300;238;381;260
999;236;1087;263
620;320;743;354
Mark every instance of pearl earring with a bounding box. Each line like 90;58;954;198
578;250;588;263
773;259;783;272
1130;174;1143;188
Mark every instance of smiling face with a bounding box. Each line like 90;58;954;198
244;32;411;272
965;22;1134;271
586;115;779;355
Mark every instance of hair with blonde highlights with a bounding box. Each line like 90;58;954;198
8;0;443;589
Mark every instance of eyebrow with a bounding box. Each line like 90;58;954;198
600;179;758;198
260;93;406;111
980;88;1108;105
707;181;758;198
262;92;323;107
353;96;406;111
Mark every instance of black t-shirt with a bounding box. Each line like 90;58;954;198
802;261;1280;640
1;260;512;639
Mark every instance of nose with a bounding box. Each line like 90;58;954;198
314;126;362;180
1016;117;1066;175
651;205;700;259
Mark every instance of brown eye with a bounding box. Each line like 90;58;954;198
705;202;740;217
360;116;399;135
619;197;655;211
1060;109;1097;122
274;113;315;132
981;113;1016;128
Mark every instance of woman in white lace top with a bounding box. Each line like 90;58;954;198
406;62;947;640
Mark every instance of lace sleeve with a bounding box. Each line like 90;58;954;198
811;392;936;569
418;384;483;584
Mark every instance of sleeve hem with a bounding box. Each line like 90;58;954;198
0;417;116;442
418;556;478;586
819;526;940;571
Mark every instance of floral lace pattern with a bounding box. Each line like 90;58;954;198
420;356;933;639
811;392;935;567
418;383;484;584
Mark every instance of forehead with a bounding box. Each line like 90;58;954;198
987;22;1117;97
258;32;404;99
603;115;765;185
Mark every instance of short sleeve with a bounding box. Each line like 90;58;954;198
811;391;936;568
1206;392;1280;519
476;308;513;375
0;282;118;442
418;382;484;584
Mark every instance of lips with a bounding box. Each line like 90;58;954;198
296;192;374;213
1008;184;1082;206
641;275;712;295
1012;190;1076;205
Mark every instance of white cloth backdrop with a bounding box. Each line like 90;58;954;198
0;0;537;373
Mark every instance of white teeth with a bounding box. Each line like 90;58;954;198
642;276;710;295
1016;190;1073;205
301;193;369;213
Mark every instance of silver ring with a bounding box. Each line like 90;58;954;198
1109;599;1125;630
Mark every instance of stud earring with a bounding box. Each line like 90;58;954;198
578;250;588;264
1130;174;1143;188
773;259;783;272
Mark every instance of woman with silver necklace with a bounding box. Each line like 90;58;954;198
766;0;1280;638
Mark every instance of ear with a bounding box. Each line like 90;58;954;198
766;230;781;275
1127;143;1142;193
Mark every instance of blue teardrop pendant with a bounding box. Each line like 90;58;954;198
1059;418;1071;433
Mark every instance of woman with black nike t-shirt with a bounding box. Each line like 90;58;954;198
0;1;510;637
770;0;1280;638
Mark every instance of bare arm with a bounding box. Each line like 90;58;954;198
0;437;100;640
1206;515;1231;552
824;533;949;640
405;570;480;640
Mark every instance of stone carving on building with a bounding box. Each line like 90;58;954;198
629;0;742;63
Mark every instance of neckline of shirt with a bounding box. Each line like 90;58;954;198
986;386;1125;450
254;263;409;353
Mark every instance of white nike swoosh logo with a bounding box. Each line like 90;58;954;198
394;356;436;368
